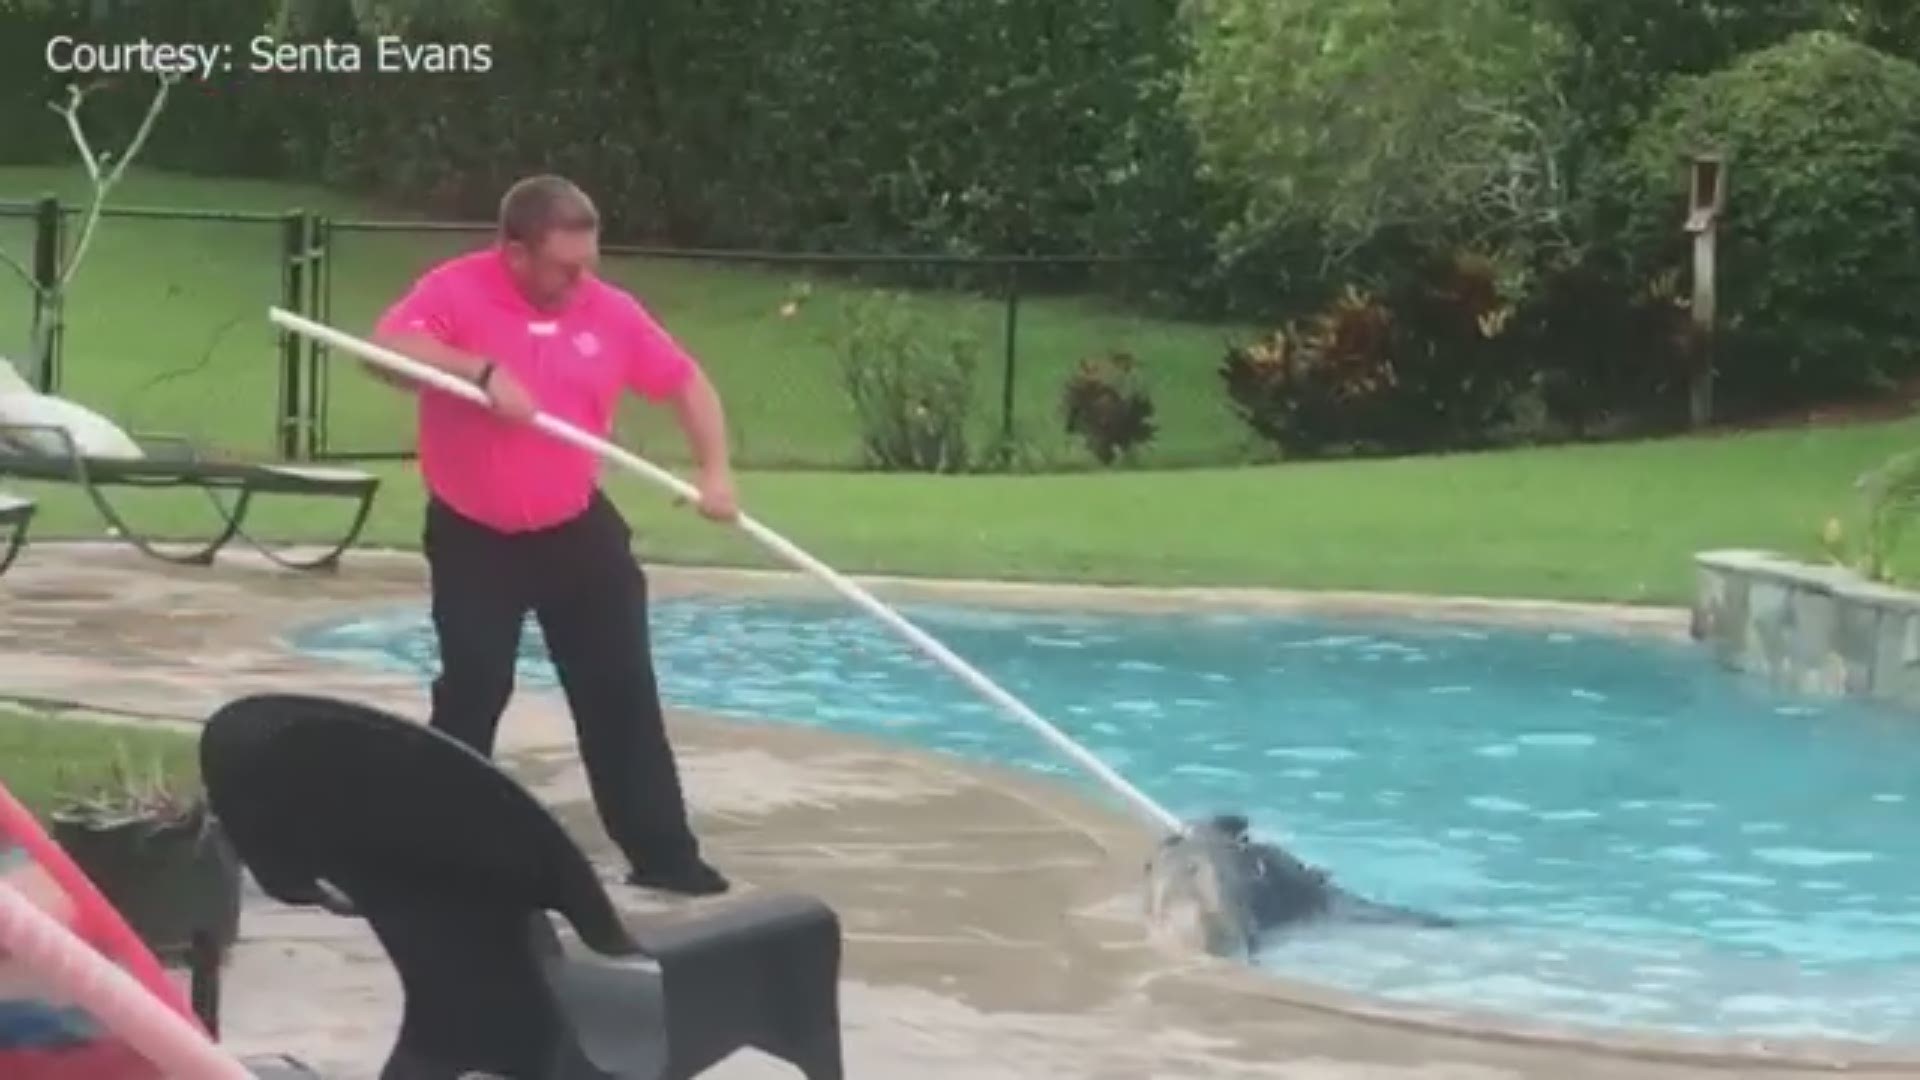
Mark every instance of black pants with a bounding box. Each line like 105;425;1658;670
422;491;701;870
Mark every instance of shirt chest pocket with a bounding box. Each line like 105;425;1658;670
459;321;531;375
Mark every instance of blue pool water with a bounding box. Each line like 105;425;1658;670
292;597;1920;1045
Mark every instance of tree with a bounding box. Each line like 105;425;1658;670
1837;0;1920;60
1530;0;1840;150
1175;0;1579;284
1618;30;1920;411
0;74;175;390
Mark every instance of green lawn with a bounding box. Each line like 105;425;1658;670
4;412;1912;605
0;166;1909;606
0;706;200;817
0;166;1257;470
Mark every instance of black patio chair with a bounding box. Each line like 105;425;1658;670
198;692;845;1080
0;489;33;576
0;420;378;572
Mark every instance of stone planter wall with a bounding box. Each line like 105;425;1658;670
1693;549;1920;708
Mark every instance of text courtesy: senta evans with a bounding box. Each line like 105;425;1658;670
44;36;494;80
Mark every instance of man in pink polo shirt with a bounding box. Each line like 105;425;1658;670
369;174;734;896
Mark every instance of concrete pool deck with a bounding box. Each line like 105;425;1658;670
1;544;1913;1078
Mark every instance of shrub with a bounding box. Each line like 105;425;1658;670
1386;251;1525;444
832;291;980;473
1060;351;1157;466
1510;257;1694;437
1219;253;1521;458
977;421;1044;474
1219;288;1398;458
1825;447;1920;583
1618;31;1920;414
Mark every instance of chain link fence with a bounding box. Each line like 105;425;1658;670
6;199;1256;471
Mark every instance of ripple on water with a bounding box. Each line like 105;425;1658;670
1694;872;1779;889
1284;634;1373;650
1517;732;1598;749
1753;848;1878;868
1173;764;1241;780
1361;642;1428;660
1265;746;1359;763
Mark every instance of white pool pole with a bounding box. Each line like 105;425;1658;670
268;306;1187;838
0;884;255;1080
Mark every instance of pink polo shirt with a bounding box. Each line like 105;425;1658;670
374;247;697;533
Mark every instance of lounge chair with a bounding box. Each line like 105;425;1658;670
0;489;32;576
0;390;378;572
200;693;846;1080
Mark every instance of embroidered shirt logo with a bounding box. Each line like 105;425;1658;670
572;331;601;358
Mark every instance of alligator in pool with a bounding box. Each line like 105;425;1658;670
1144;813;1455;960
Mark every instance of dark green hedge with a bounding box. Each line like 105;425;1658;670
10;0;1920;454
1619;30;1920;412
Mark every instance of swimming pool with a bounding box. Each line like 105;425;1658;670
291;594;1920;1046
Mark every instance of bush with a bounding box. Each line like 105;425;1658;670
1510;256;1695;437
1060;351;1157;466
1823;447;1920;583
977;421;1044;474
1219;253;1521;458
832;291;980;473
1618;31;1920;414
288;1;1207;263
1219;289;1399;458
1389;251;1527;443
